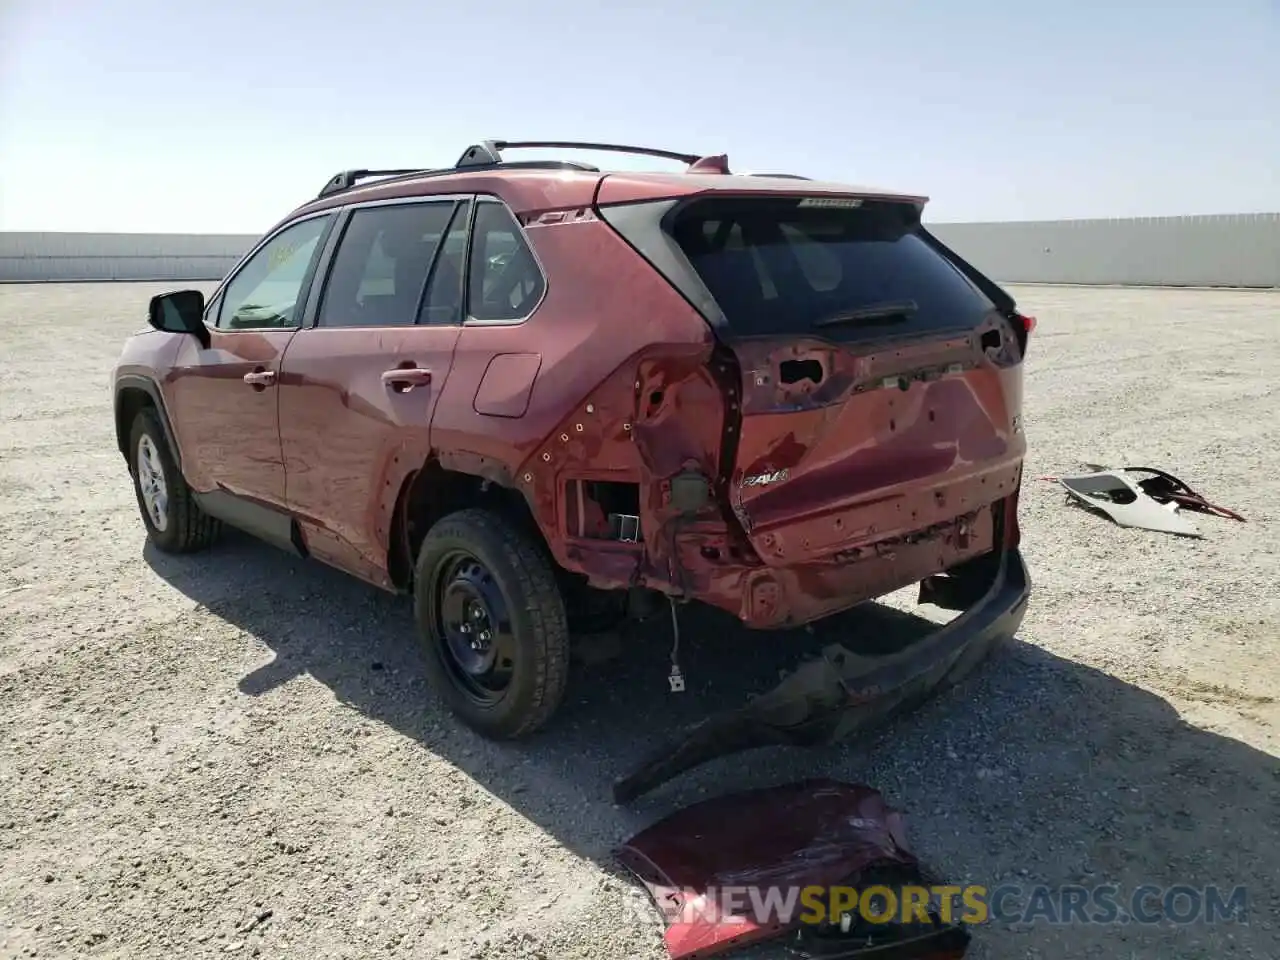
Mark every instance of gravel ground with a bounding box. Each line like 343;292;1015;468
2;281;1278;960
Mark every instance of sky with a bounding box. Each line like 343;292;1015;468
1;0;1277;233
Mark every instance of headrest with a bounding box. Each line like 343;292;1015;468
379;226;428;262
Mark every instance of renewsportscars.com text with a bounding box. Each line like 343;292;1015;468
633;883;1248;927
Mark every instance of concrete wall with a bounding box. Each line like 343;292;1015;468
2;212;1279;287
0;232;256;282
929;213;1280;288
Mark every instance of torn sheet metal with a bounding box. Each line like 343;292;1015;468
616;779;969;960
1056;468;1202;536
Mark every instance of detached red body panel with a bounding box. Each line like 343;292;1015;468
616;779;969;959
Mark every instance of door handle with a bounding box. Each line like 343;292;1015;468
243;369;276;388
382;367;432;391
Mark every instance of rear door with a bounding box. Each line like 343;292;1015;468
277;196;470;586
631;195;1026;566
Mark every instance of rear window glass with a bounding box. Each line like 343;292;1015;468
669;198;995;339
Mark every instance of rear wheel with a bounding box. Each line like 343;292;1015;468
413;508;570;739
128;408;220;553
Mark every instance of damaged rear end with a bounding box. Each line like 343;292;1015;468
598;178;1033;799
600;182;1030;627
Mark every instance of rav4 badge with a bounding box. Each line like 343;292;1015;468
741;469;790;488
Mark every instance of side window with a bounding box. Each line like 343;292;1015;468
203;291;223;326
467;201;544;322
217;215;332;330
316;201;458;328
420;201;471;325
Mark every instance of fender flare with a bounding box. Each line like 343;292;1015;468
114;374;184;468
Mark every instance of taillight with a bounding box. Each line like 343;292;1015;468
1008;312;1035;355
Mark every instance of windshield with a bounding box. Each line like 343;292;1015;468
669;197;996;340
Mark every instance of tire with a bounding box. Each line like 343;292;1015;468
413;507;570;739
128;408;221;553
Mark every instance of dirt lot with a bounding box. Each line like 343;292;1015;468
2;282;1278;960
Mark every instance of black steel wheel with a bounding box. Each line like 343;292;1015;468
434;551;518;705
414;508;569;739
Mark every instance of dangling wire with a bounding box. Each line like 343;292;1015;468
667;596;685;692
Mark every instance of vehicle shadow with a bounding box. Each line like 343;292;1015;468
145;531;1280;956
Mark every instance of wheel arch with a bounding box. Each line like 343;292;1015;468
114;375;182;468
386;456;546;591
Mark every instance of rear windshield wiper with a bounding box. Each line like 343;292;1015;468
812;299;918;329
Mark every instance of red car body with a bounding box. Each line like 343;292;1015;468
113;141;1031;750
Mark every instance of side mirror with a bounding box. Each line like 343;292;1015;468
148;290;210;348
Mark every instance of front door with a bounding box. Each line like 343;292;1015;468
168;213;336;507
278;196;471;585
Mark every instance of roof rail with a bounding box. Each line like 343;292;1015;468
317;168;435;199
315;160;599;200
462;140;705;167
745;173;812;180
315;138;722;201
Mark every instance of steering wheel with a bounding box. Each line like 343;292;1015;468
226;298;297;329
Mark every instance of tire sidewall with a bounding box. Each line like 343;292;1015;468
413;513;563;738
128;411;182;551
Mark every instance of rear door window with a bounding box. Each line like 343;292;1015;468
420;201;471;325
669;197;996;340
316;200;464;328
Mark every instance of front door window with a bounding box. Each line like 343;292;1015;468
217;215;334;330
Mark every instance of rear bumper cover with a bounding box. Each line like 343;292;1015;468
614;546;1030;803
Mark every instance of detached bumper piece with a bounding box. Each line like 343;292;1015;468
614;547;1030;804
615;780;971;960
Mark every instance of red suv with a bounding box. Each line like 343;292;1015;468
113;140;1031;756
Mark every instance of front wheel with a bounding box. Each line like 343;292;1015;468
128;408;220;553
413;508;570;739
